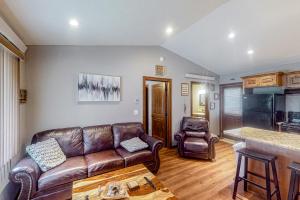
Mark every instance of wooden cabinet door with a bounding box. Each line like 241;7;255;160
151;83;167;144
287;72;300;88
259;75;277;87
244;77;259;88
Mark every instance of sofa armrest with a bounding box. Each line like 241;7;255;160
140;134;163;153
205;133;219;160
175;132;186;156
140;134;163;173
9;157;41;200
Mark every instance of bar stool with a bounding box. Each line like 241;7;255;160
232;148;281;200
288;162;300;200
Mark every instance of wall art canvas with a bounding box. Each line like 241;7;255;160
78;73;121;101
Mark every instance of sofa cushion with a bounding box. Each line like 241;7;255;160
181;117;209;132
83;125;113;154
120;137;148;153
112;123;145;148
85;150;124;177
26;138;66;172
38;156;87;191
116;148;152;167
32;127;84;158
185;131;206;138
184;137;208;153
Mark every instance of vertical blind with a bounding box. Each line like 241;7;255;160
0;45;20;184
224;87;242;116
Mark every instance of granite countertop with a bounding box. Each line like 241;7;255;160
224;127;300;152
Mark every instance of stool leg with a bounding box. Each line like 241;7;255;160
288;171;296;200
294;174;299;200
244;157;248;192
271;161;281;200
233;154;242;199
265;162;271;200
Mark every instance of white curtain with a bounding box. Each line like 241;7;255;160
0;45;20;184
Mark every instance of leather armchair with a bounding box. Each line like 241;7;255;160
175;117;219;160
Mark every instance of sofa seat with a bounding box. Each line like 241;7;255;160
38;156;87;191
85;150;124;177
184;137;208;153
116;148;153;167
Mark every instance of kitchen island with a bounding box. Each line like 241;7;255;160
224;127;300;199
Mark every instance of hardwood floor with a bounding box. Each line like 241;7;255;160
157;141;265;200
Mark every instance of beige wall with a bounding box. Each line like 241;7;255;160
25;46;220;145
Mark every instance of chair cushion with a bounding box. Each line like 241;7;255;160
83;125;114;154
184;137;208;153
26;138;66;172
120;137;148;153
116;148;152;167
38;156;87;191
85;150;124;177
181;117;209;132
185;131;206;138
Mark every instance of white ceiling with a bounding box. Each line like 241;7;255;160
0;0;227;45
162;0;300;75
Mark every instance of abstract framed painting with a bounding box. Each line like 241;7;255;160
78;73;121;102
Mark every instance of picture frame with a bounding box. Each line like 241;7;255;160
78;73;121;102
181;83;189;96
210;102;215;110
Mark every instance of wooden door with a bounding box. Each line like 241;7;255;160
220;83;243;137
151;83;167;144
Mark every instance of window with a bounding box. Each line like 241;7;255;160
0;45;20;184
224;87;242;116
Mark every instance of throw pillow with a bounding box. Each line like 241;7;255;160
26;138;66;172
120;137;149;153
185;131;206;138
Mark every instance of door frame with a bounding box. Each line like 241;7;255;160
143;76;172;148
190;81;209;120
219;82;243;138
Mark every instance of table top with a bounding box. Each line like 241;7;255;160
224;127;300;153
72;164;176;200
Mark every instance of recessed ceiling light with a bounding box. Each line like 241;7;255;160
228;32;235;39
165;27;174;35
247;49;254;55
69;19;79;28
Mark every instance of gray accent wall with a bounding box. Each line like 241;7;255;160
25;46;219;145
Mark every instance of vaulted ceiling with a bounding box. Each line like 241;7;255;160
1;0;300;75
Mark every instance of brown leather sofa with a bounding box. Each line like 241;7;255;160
9;122;163;200
175;117;219;160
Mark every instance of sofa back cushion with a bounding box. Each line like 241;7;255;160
181;117;209;132
32;127;84;158
112;122;144;148
83;125;113;154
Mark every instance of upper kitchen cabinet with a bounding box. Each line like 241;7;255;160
286;71;300;88
242;72;284;88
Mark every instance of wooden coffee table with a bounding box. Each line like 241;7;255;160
72;164;176;200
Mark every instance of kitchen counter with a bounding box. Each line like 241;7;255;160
224;127;300;153
224;127;300;199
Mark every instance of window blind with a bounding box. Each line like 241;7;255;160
0;45;20;186
224;87;242;116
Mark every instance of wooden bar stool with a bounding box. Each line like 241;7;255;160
288;162;300;200
232;148;281;200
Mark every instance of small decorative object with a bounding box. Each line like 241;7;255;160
155;65;167;76
78;73;121;102
101;182;129;199
19;89;27;103
181;83;189;96
214;93;219;100
127;181;139;190
210;102;215;110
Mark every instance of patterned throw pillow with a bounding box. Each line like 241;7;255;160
120;137;149;153
26;138;66;172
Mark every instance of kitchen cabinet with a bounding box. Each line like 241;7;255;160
286;71;300;88
242;72;284;88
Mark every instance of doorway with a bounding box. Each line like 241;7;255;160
191;82;209;120
220;83;243;138
143;76;172;148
